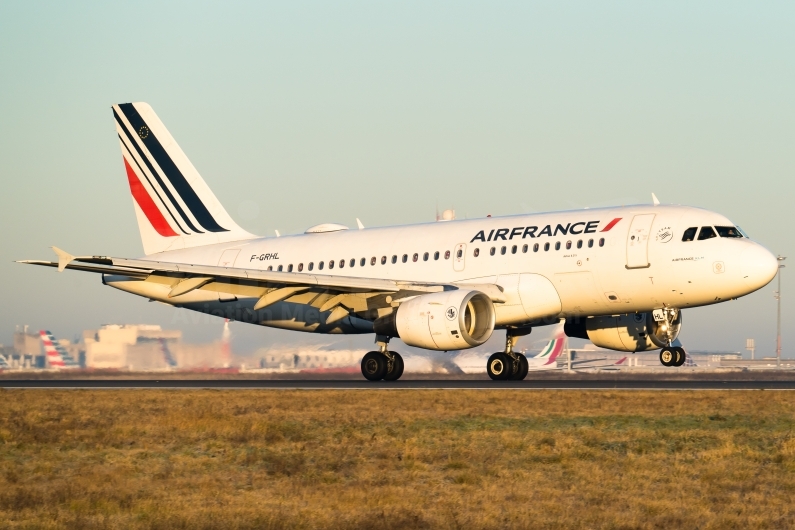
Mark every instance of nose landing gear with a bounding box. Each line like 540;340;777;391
653;308;687;367
660;346;686;367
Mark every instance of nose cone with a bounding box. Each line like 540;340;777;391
740;244;778;292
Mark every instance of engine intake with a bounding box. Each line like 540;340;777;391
374;290;495;351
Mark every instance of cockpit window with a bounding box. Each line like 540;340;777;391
682;227;697;242
715;226;743;238
697;226;717;240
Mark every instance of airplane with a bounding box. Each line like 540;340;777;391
40;330;80;369
0;354;9;371
19;102;779;381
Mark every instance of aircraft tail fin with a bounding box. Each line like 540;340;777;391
534;325;567;365
40;330;80;369
159;338;177;368
112;102;256;255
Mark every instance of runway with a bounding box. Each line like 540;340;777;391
1;379;794;389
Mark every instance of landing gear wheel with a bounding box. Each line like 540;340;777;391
673;347;686;367
361;351;388;381
487;353;513;381
383;351;404;381
510;354;529;380
659;347;674;367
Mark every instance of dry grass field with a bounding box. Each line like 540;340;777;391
1;389;794;529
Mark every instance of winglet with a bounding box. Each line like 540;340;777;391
356;218;365;230
275;230;281;238
652;193;660;206
51;247;75;272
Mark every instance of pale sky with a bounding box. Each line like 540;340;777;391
1;1;793;357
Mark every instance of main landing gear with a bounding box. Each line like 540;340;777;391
487;331;529;381
361;337;404;381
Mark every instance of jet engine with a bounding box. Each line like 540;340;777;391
564;312;682;352
373;289;495;351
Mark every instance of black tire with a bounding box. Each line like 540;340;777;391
361;351;388;381
674;347;686;367
487;352;512;381
510;354;529;380
383;352;404;381
659;347;674;367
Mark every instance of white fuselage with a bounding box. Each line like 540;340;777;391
105;204;778;335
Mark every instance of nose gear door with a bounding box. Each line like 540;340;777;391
626;214;655;269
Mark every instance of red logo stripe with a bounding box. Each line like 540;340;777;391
124;158;178;237
601;218;622;232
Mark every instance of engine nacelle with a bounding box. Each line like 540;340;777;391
374;290;495;351
564;312;682;352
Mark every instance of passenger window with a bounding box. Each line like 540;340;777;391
588;239;594;248
456;249;463;258
371;257;376;266
350;258;356;267
544;243;550;251
697;227;717;240
267;265;273;271
522;244;528;253
490;247;496;256
423;252;429;261
308;262;314;271
533;243;539;252
511;245;517;254
501;246;507;255
402;254;408;263
566;241;572;250
434;251;440;260
444;250;451;259
413;253;419;262
473;248;480;257
359;258;365;267
381;256;387;265
391;255;397;264
682;227;698;242
287;264;293;272
329;260;335;269
715;226;743;238
555;242;561;251
577;240;582;249
339;259;345;268
278;265;283;272
599;238;605;247
298;263;303;272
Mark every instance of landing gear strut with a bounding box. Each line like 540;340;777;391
487;331;529;381
361;336;404;381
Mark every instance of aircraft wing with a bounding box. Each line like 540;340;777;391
19;249;511;321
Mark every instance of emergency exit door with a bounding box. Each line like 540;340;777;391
626;214;655;269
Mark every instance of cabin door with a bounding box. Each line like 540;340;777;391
626;214;655;269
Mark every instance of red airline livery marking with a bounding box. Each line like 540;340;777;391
123;158;178;237
600;218;622;232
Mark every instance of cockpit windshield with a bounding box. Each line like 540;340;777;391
715;226;744;238
697;226;717;240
